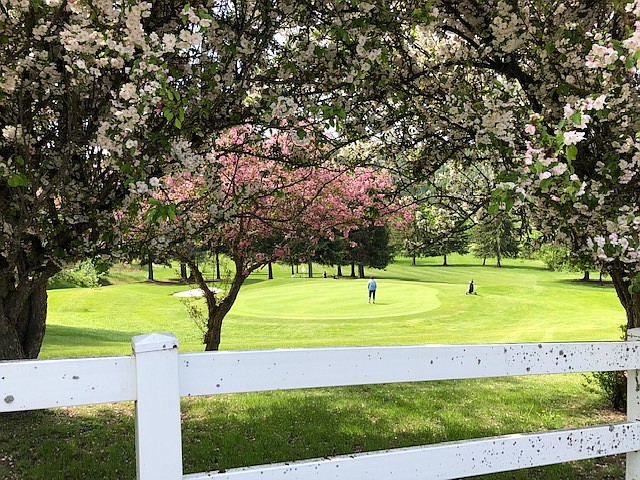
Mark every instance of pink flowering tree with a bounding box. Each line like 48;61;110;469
132;127;402;350
0;0;432;359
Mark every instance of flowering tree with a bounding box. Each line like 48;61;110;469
476;1;640;328
0;0;192;359
131;127;402;350
6;0;640;360
373;0;640;331
0;0;427;359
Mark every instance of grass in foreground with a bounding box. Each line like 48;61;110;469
0;256;630;479
0;377;624;479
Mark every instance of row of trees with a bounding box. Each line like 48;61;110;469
403;206;520;268
3;1;640;358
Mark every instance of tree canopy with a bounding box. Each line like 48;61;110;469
0;0;423;359
3;0;640;358
127;126;404;350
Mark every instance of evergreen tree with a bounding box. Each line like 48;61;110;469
471;215;520;267
345;225;394;278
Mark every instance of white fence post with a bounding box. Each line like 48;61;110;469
132;333;183;480
628;328;640;480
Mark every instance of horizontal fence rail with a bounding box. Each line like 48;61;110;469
3;333;640;480
183;423;640;480
0;356;135;412
178;341;640;396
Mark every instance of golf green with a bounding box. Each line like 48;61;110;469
232;278;441;320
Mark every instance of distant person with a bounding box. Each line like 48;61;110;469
467;279;475;295
368;276;377;303
323;270;327;278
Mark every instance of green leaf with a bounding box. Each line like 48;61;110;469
504;196;515;211
7;173;28;187
174;118;182;129
625;54;635;69
570;112;582;126
163;109;174;122
566;144;578;162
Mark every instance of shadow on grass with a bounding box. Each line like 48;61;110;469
43;324;135;346
0;405;136;480
181;379;618;479
410;263;549;272
557;278;615;289
0;379;622;480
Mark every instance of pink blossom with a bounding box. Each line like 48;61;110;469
563;131;586;145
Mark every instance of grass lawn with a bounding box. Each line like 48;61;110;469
0;255;630;479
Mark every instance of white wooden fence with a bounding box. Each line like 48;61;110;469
3;330;640;479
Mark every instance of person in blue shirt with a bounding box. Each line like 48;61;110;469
367;276;377;303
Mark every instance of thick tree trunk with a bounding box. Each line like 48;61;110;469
337;265;342;277
268;262;273;280
147;262;154;281
203;276;246;352
443;254;448;266
307;259;313;278
582;271;590;281
350;262;355;277
412;254;416;266
610;267;640;331
0;309;27;360
0;281;50;360
188;257;248;351
358;264;365;278
482;257;487;266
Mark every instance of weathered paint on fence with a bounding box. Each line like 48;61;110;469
178;341;640;397
0;355;135;412
183;423;640;480
133;333;183;479
628;329;640;480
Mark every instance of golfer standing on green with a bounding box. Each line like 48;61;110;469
367;276;377;304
